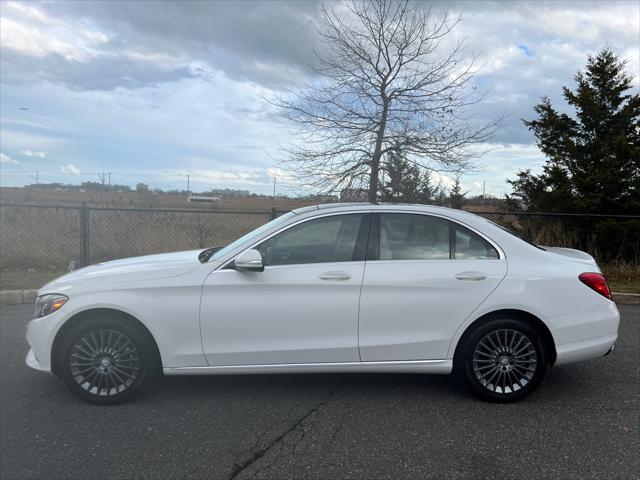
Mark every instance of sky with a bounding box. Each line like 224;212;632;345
0;0;638;197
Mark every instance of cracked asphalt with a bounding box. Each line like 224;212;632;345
1;303;638;480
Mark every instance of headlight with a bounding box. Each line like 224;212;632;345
35;294;68;318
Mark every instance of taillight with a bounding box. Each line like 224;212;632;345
579;272;612;300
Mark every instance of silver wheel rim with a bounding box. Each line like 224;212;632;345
69;329;140;397
472;328;538;394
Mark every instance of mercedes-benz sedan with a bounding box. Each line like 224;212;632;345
26;204;619;404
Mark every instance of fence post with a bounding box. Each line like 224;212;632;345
579;217;589;253
79;203;90;267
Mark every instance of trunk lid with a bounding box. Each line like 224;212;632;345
543;246;600;270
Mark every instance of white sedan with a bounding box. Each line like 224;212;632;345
26;204;619;404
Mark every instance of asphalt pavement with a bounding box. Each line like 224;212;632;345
1;303;638;480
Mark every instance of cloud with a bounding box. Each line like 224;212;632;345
0;1;637;196
0;2;108;62
0;0;194;90
430;172;456;190
0;153;18;164
0;0;320;91
60;163;80;174
20;149;47;158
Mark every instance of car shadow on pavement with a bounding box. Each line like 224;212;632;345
150;371;473;403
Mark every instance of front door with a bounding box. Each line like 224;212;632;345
200;212;370;366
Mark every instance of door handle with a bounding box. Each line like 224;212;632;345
455;271;487;281
319;271;351;281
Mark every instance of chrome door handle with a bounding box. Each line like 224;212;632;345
319;271;351;281
455;271;487;281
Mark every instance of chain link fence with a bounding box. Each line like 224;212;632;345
1;203;638;272
1;204;82;270
0;203;273;270
87;207;272;264
475;212;640;265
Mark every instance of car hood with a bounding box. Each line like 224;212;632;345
40;250;204;293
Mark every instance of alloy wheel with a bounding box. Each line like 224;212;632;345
472;328;538;395
69;329;141;397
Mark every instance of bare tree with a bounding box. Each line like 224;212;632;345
276;0;498;202
180;214;215;248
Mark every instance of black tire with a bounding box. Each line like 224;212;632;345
57;315;157;405
456;318;547;402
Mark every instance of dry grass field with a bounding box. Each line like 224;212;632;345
0;205;272;268
0;187;316;285
0;188;637;292
0;203;276;290
0;187;317;211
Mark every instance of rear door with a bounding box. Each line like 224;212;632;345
358;212;507;361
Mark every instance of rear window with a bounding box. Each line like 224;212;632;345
453;225;499;259
487;220;546;251
374;213;500;260
379;213;450;260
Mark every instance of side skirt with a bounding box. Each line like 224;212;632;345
164;359;453;376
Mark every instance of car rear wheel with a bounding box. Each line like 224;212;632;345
458;318;547;402
58;317;156;404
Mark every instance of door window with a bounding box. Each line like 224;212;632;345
378;213;450;260
453;225;499;259
257;214;365;266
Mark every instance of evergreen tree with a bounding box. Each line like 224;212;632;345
418;171;437;204
448;177;467;209
508;48;640;213
381;149;435;204
433;186;448;206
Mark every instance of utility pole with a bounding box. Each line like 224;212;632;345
108;172;111;187
271;176;277;219
481;181;486;206
187;174;190;194
272;177;277;206
35;170;39;185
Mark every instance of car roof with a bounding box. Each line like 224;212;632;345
291;202;483;222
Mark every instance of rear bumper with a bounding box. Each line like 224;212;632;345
550;301;619;366
554;333;617;366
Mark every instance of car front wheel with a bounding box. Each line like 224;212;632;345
459;318;547;402
58;316;155;404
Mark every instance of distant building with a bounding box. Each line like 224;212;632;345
340;188;369;202
136;183;149;193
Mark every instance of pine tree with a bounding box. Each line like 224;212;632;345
508;48;640;213
448;177;466;209
381;149;435;204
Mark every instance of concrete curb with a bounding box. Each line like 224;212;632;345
0;289;638;306
0;290;38;306
613;292;640;305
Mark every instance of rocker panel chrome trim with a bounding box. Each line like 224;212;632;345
164;359;452;375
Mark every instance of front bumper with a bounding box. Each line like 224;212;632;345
25;348;49;372
25;308;67;374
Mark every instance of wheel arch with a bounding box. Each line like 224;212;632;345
50;308;162;376
452;309;557;368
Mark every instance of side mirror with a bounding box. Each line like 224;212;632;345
234;249;264;272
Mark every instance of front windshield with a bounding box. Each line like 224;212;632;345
206;212;297;262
